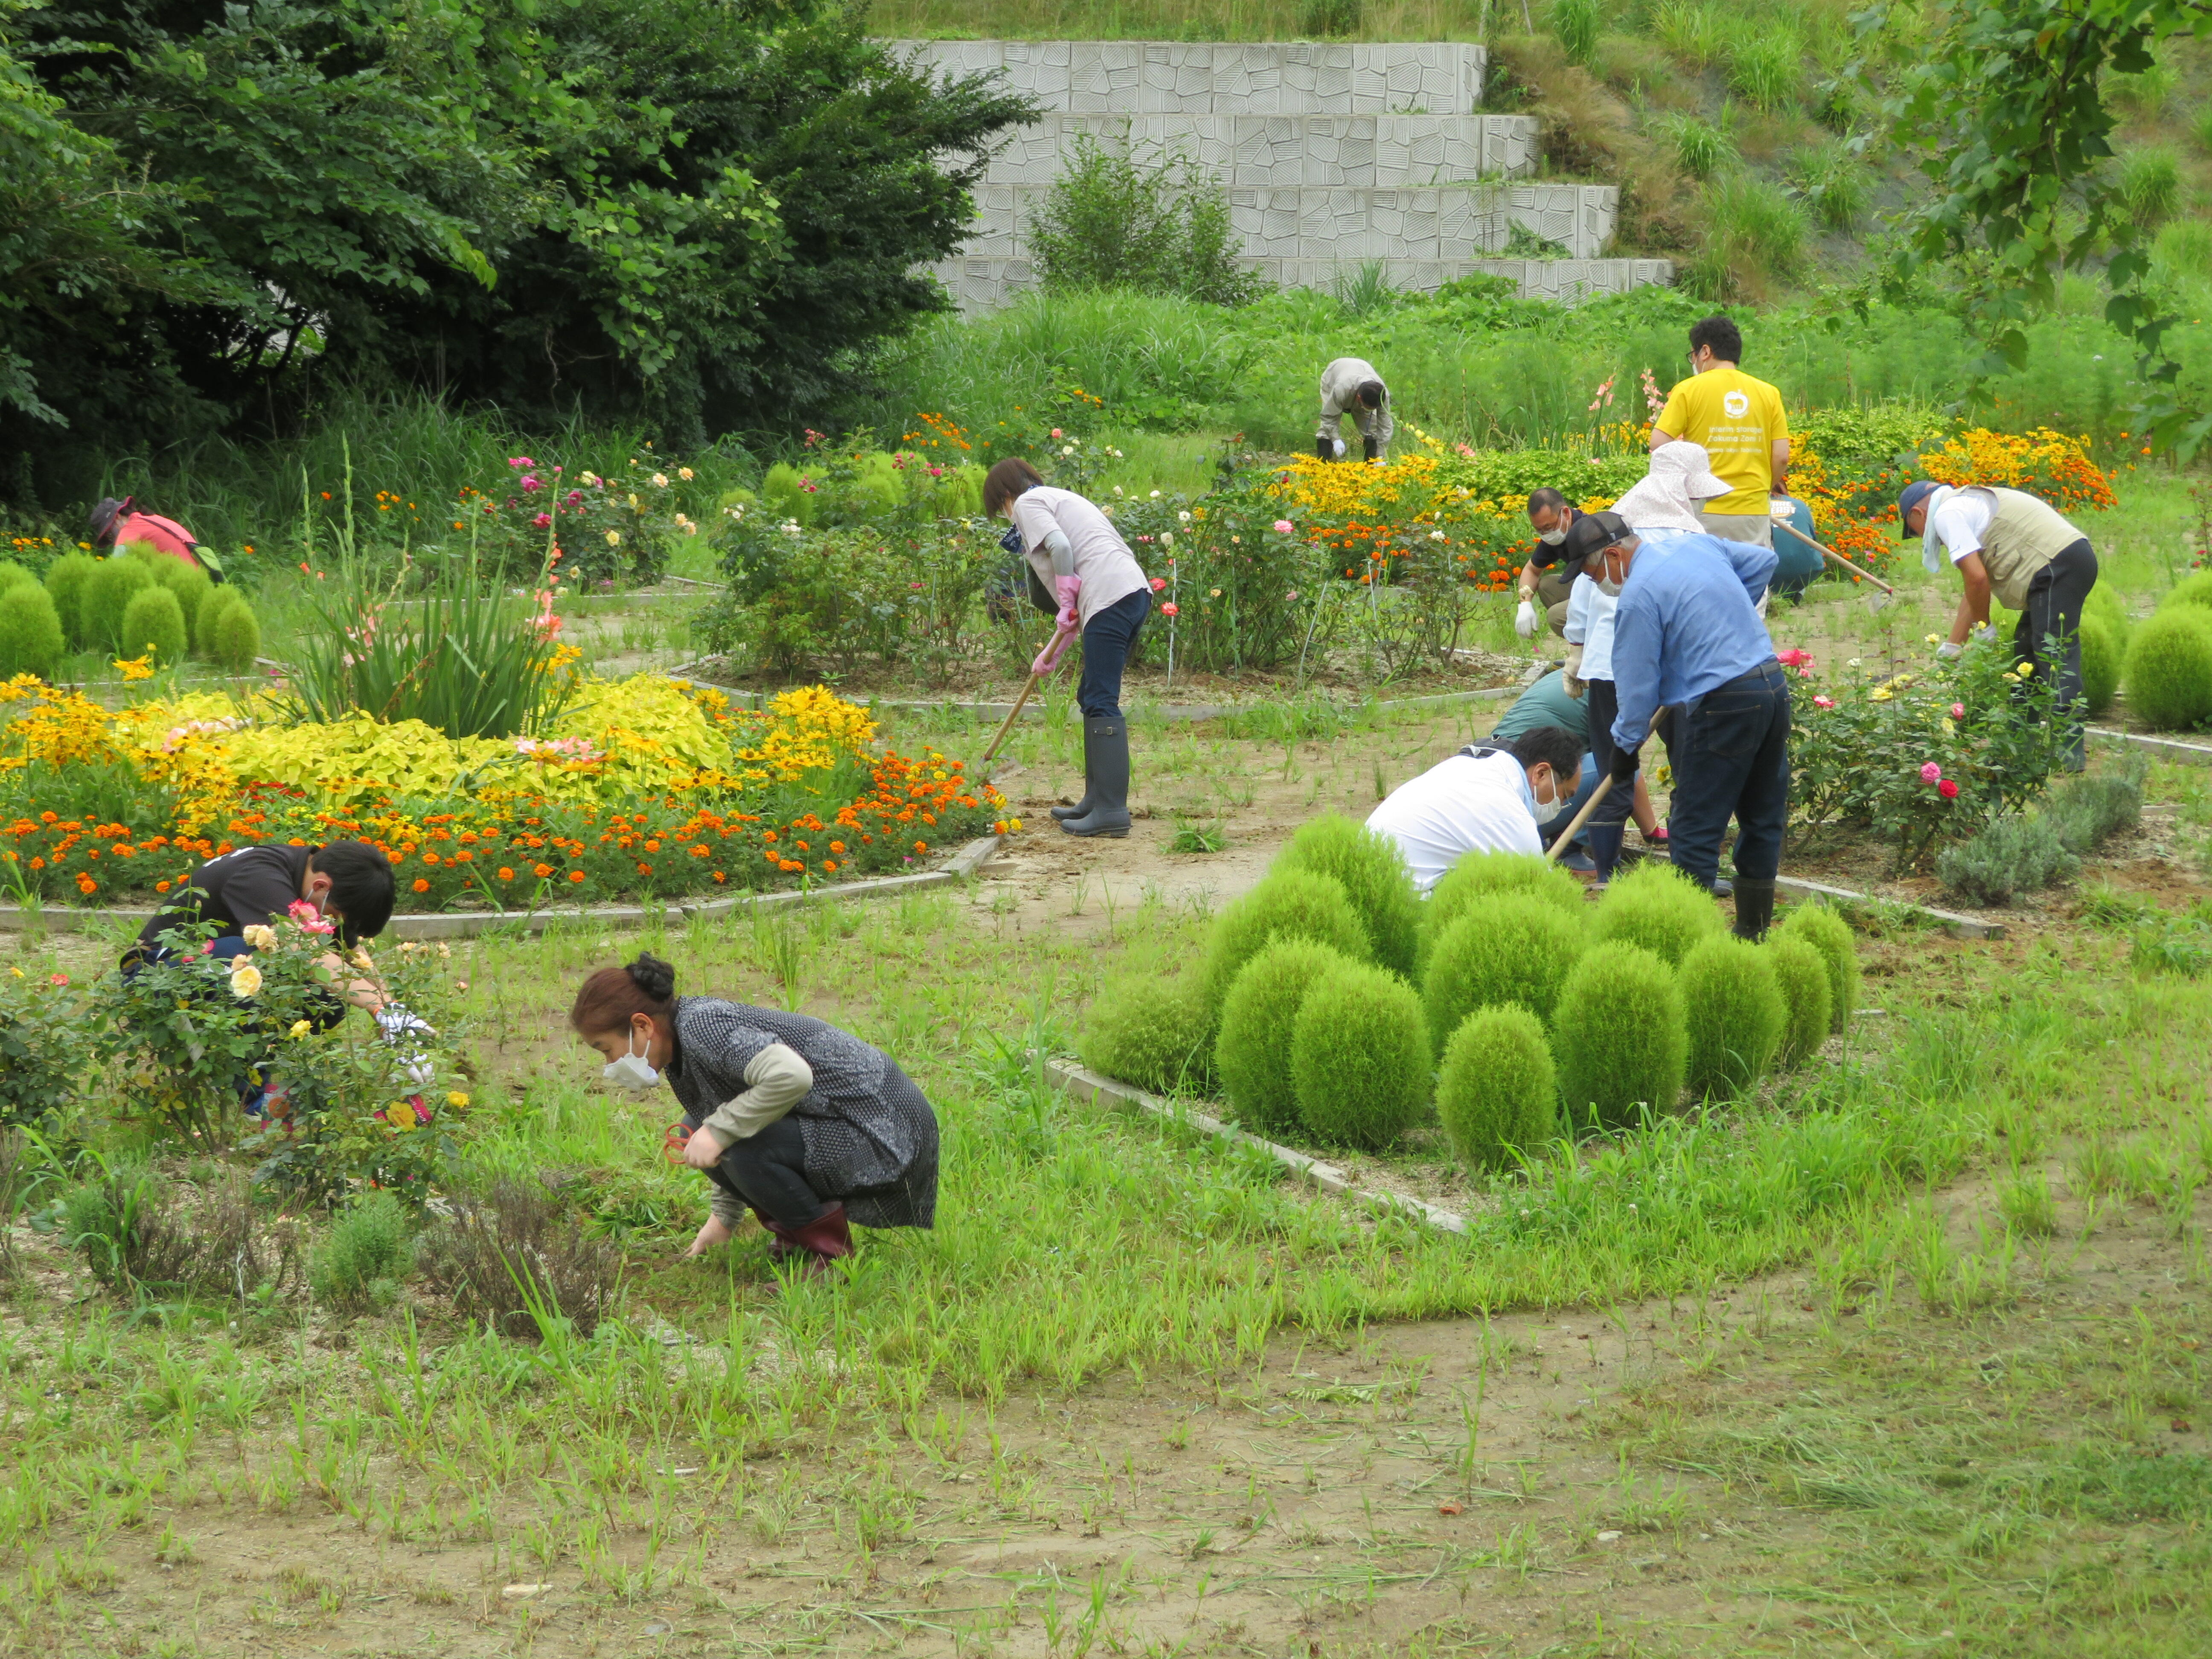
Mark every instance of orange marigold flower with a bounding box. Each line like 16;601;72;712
421;852;441;866
498;867;515;880
830;840;845;854
637;862;652;875
568;870;585;884
386;849;404;864
412;878;430;893
533;862;553;877
823;859;838;873
913;840;927;854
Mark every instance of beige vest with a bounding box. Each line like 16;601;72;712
1972;487;2084;611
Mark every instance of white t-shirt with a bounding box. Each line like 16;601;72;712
1563;572;1619;681
1010;486;1152;632
1365;749;1541;895
1929;488;1995;563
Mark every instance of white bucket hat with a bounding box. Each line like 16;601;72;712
1608;440;1731;536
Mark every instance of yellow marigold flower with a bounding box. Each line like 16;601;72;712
446;1091;469;1108
289;1019;312;1039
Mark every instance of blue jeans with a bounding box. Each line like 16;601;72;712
1666;661;1792;890
1077;589;1152;719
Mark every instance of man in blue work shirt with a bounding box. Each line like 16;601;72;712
1560;511;1787;939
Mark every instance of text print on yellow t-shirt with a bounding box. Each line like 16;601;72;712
1655;368;1788;515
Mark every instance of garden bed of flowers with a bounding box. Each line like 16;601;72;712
0;675;1011;910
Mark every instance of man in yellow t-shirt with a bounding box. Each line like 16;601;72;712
1650;314;1789;549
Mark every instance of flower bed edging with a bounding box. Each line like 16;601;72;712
0;836;1001;942
1045;1057;1470;1237
1775;875;2005;940
2087;727;2212;766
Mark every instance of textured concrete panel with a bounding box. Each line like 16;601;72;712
926;256;1674;312
892;40;1487;114
973;114;1539;186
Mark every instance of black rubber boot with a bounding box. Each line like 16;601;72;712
1732;878;1776;940
1051;728;1097;821
1315;437;1332;460
1586;823;1625;887
1363;436;1380;461
1061;716;1131;838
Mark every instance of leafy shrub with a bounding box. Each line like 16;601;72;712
81;555;154;653
2164;571;2212;614
2122;607;2212;731
1789;142;1870;231
0;966;91;1130
1420;850;1585;972
1200;870;1371;1018
1553;942;1686;1130
1274;814;1420;978
2045;758;2145;853
1550;0;1602;66
0;561;31;592
1936;812;2079;906
1764;936;1833;1069
309;1191;414;1315
1656;113;1738;179
201;590;262;672
1029;134;1266;309
0;583;65;680
42;553;101;651
118;585;187;668
1422;894;1587;1058
1592;863;1721;966
754;448;984;530
1215;938;1357;1137
1775;902;1860;1030
2079;614;2122;715
1679;935;1787;1100
1079;974;1216;1096
418;1177;619;1340
1436;1005;1557;1170
1290;961;1430;1150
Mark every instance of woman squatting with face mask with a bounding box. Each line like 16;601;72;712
570;955;938;1278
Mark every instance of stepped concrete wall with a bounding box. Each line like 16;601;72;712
896;39;1671;309
979;113;1540;187
893;40;1488;114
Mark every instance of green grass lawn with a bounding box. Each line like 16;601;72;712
3;690;2209;1655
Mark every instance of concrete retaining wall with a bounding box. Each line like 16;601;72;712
977;113;1540;186
892;39;1488;114
929;255;1672;311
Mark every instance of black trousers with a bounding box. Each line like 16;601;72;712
1077;588;1152;720
2014;539;2097;770
1581;678;1633;831
1665;661;1792;891
704;1118;825;1227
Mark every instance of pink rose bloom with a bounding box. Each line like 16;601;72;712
1938;778;1960;799
507;456;534;469
1775;648;1811;667
1050;428;1063;439
521;475;542;492
567;490;584;506
1950;702;1965;719
1150;576;1167;592
1813;695;1835;710
1920;762;1942;784
1160;602;1179;617
532;512;552;529
1273;519;1293;534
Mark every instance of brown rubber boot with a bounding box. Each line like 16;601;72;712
778;1204;853;1280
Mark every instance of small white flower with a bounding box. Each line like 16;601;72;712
650;472;669;488
1149;490;1161;499
1178;510;1191;523
1061;445;1074;457
1429;530;1446;541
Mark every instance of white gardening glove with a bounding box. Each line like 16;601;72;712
1971;624;1997;644
1331;438;1346;460
1514;600;1537;639
1936;640;1963;660
376;1000;439;1089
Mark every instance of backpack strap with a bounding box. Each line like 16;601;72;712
1456;744;1506;762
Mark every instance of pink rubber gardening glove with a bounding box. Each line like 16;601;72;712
1052;573;1081;633
1031;620;1076;676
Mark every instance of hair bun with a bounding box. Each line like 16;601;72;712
625;952;676;1002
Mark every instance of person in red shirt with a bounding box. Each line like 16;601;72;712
89;497;225;580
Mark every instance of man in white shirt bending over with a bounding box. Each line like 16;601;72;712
1365;726;1587;895
1317;358;1393;463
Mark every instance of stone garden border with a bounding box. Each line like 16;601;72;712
1045;1057;1471;1236
0;836;1003;943
1774;875;2005;940
2088;726;2212;766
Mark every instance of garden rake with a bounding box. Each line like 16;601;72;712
973;670;1042;779
1773;518;1895;615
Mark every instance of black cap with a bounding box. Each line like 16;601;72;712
1561;510;1630;572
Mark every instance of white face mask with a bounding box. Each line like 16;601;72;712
603;1026;660;1091
1594;550;1625;597
1530;770;1568;826
1537;526;1568;546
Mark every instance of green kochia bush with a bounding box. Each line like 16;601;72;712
118;585;187;668
1215;938;1356;1136
1421;894;1586;1058
2079;614;2122;716
1679;935;1787;1100
1420;850;1585;972
1553;942;1685;1129
308;1190;414;1315
1200;870;1371;1017
2122;607;2212;731
1080;974;1216;1096
1291;961;1430;1150
200;589;262;673
1592;862;1722;965
129;547;215;652
1436;1005;1557;1170
1776;902;1859;1032
1274;814;1420;978
42;553;100;651
0;583;66;679
0;561;32;592
1764;936;1833;1069
81;555;154;652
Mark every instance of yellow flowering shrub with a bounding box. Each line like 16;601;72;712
738;684;877;781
